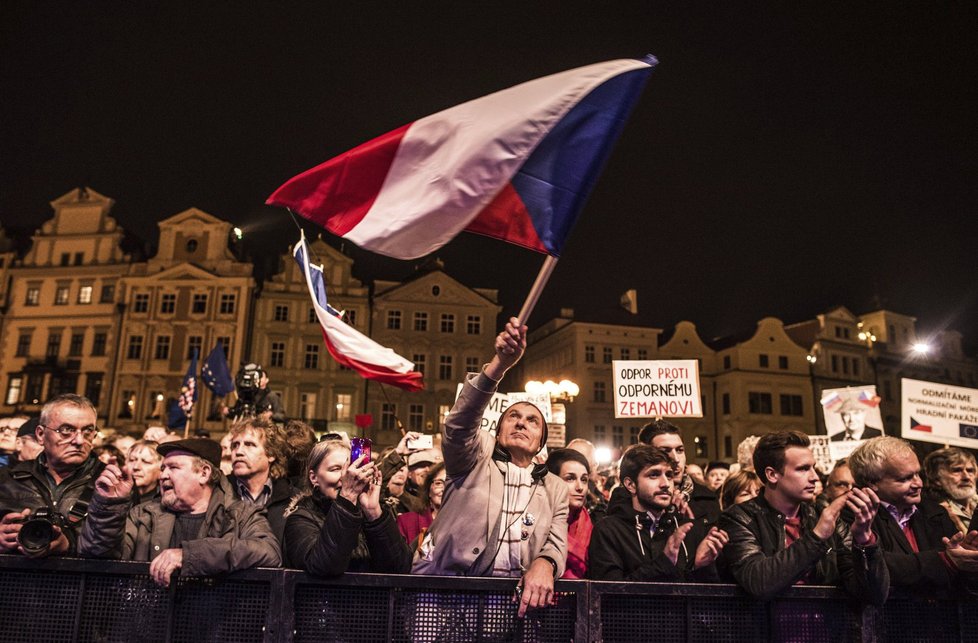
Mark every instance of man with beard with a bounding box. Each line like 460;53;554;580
79;438;280;586
0;396;103;557
848;437;978;594
923;447;977;536
588;445;728;581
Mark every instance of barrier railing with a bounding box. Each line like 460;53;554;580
1;555;974;642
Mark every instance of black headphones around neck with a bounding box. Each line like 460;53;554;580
492;443;550;482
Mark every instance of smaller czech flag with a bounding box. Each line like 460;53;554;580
294;233;423;392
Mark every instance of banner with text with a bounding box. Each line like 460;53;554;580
613;360;702;418
901;378;978;449
454;385;552;436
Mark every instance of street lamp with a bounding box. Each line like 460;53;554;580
911;343;931;355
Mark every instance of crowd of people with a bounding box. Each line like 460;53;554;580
1;317;976;621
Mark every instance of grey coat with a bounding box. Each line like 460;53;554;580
78;477;281;575
411;371;568;577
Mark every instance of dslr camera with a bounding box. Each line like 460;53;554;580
17;507;70;556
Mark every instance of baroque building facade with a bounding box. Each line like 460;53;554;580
0;188;132;419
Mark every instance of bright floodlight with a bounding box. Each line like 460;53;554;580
233;226;243;240
595;446;613;465
912;343;931;354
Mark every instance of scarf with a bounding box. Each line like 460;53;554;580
490;462;535;577
563;507;592;579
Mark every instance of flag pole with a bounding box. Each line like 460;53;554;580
516;255;558;325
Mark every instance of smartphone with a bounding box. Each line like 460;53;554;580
350;437;372;463
406;434;433;450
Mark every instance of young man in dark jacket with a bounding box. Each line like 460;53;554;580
606;420;721;524
589;445;728;582
718;430;889;604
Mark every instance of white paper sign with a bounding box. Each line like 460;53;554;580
901;378;978;448
613;360;702;418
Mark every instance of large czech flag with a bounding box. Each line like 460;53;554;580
268;56;657;260
294;232;424;391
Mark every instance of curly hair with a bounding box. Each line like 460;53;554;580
229;417;290;480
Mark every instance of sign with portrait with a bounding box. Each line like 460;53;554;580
820;385;884;462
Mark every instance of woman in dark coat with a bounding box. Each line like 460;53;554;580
283;439;412;575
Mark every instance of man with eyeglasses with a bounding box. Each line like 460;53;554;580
0;394;104;557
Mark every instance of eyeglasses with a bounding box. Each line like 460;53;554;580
41;424;99;441
0;426;17;436
430;480;446;489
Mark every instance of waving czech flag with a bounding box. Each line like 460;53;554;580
268;56;657;260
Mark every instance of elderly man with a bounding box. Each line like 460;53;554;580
0;396;104;557
78;438;281;586
923;447;977;536
848;437;978;594
718;430;889;604
413;318;568;618
831;398;883;441
227;418;297;541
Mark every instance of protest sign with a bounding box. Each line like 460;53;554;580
901;378;978;449
613;360;702;418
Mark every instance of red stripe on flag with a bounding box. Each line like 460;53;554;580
465;183;547;253
322;331;424;392
266;124;411;235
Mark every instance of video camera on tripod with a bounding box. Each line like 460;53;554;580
227;363;265;420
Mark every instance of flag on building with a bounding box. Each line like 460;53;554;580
268;56;657;260
178;350;198;415
202;343;235;396
294;233;423;391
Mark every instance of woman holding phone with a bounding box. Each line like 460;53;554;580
282;438;412;575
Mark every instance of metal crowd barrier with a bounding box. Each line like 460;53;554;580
1;555;974;642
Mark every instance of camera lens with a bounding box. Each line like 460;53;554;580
18;517;55;556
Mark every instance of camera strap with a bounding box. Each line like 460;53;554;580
66;483;96;524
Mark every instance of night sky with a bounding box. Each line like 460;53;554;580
3;3;976;348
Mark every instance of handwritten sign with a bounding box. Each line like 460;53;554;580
613;360;702;418
452;385;552;435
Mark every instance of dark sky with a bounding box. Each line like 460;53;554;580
3;3;976;347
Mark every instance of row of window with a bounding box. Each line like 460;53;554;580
386;311;482;335
829;354;861;376
24;283;115;307
131;292;237;316
740;392;804;416
379;402;452;432
6;372;103;407
16;330;109;358
584;346;651;364
125;335;230;361
721;354;792;370
272;304;358;327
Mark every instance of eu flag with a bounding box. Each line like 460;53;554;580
202;343;235;396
